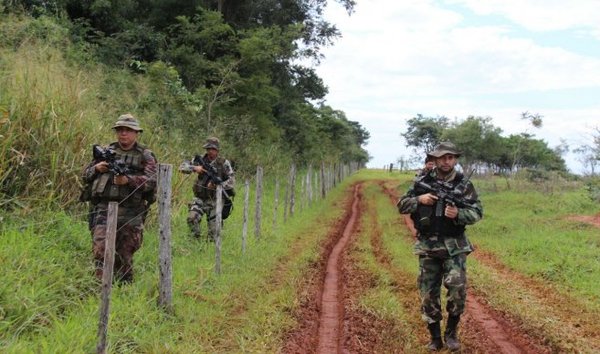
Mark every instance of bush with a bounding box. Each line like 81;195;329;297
584;178;600;203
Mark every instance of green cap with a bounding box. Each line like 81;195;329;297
112;114;143;132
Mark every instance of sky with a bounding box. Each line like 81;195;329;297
311;0;600;173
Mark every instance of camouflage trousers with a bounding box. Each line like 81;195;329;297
417;253;468;323
92;207;144;283
187;198;218;241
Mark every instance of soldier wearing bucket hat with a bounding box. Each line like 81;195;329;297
180;137;235;243
112;113;143;132
81;113;157;283
398;141;483;352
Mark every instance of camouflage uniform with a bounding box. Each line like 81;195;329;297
398;142;482;351
399;168;482;322
81;115;157;282
187;138;235;241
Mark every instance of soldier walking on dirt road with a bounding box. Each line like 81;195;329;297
397;141;483;351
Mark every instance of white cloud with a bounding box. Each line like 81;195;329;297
314;0;600;173
446;0;600;37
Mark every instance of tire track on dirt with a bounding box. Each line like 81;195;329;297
315;184;361;353
284;184;372;353
377;180;551;354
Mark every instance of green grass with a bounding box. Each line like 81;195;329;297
2;170;599;352
0;168;357;352
469;186;600;302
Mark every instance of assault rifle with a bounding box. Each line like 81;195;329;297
415;169;475;218
92;144;130;176
179;155;229;185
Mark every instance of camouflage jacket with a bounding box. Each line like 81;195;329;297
192;155;235;200
81;142;157;208
398;169;483;257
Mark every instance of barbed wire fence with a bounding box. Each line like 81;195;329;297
1;159;362;352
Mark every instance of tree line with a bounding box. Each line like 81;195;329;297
400;114;568;175
0;0;368;208
2;0;368;168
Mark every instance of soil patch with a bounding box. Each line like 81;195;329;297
282;184;366;353
566;213;600;228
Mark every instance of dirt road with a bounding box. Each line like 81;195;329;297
283;180;599;353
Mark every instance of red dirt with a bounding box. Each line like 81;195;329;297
566;213;600;228
378;180;552;354
316;184;361;353
284;180;597;353
282;184;366;353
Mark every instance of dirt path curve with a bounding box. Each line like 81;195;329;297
378;180;550;354
316;184;361;353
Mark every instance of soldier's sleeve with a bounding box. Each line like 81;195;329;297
397;185;418;214
128;149;157;193
82;160;98;183
456;182;483;225
222;159;235;190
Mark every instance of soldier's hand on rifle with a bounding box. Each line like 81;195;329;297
113;175;129;186
418;193;438;206
445;204;458;219
94;161;109;173
207;181;216;190
193;165;206;174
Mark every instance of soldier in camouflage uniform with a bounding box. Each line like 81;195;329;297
418;155;436;177
183;137;235;242
398;142;483;352
405;155;438;238
81;114;157;283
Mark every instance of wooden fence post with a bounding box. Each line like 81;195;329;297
283;171;289;222
272;178;279;229
242;179;250;254
320;162;326;198
157;164;173;313
289;164;296;217
215;184;223;274
300;176;305;212
307;165;313;205
96;202;118;354
254;166;263;239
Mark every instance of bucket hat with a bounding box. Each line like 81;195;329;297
427;142;462;158
112;113;143;132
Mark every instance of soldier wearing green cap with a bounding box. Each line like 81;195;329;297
81;113;157;283
398;141;483;352
180;137;235;242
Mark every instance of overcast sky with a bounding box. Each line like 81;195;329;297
312;0;600;173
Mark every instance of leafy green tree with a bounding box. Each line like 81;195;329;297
402;114;449;155
441;116;503;172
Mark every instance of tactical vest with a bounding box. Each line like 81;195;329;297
411;172;466;237
90;142;147;207
193;156;226;200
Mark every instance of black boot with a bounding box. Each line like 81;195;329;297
427;322;443;351
444;315;461;352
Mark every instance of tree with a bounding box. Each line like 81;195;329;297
441;116;503;173
574;127;600;176
402;114;449;156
